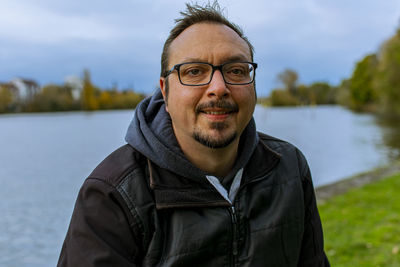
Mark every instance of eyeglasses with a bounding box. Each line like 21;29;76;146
164;61;257;86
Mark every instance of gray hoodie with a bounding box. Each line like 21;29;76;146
125;89;259;186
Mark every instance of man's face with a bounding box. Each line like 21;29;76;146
160;22;256;149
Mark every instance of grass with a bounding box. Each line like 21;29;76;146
318;173;400;267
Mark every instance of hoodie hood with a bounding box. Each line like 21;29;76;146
125;89;259;181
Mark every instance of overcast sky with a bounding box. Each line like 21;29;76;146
1;0;400;96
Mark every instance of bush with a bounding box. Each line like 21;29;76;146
269;89;300;106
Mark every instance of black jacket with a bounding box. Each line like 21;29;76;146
58;133;330;266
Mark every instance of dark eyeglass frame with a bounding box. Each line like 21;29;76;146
164;61;258;86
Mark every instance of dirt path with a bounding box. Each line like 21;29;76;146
315;160;400;204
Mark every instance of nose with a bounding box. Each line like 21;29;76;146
206;70;230;98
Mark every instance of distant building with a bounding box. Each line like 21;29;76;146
7;78;40;101
65;75;83;101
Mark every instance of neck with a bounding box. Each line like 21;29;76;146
177;135;240;178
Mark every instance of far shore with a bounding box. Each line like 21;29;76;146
316;160;400;203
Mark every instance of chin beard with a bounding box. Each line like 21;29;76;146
193;122;237;149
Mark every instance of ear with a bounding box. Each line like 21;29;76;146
160;77;169;111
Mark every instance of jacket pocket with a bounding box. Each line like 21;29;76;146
281;219;303;265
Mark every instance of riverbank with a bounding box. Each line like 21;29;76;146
316;160;400;203
316;163;400;266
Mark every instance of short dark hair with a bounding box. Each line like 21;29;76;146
160;1;255;78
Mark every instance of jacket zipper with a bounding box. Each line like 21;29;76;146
226;168;276;266
229;206;238;267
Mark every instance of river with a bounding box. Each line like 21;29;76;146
0;105;398;267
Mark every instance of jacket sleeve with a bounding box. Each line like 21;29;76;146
57;178;143;267
296;150;330;267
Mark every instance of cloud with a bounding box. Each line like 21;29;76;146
1;0;400;94
0;1;122;44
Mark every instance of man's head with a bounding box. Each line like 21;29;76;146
159;2;257;150
160;2;255;97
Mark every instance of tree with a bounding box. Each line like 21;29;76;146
98;90;113;109
309;82;336;105
349;54;378;111
336;79;351;107
0;86;14;113
269;89;300;106
277;69;299;93
296;84;315;105
26;84;75;112
81;70;99;111
374;29;400;117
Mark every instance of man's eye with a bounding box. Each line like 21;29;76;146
227;68;246;76
231;68;244;75
187;68;201;76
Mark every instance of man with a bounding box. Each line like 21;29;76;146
58;2;330;266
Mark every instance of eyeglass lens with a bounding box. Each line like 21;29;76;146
179;62;254;85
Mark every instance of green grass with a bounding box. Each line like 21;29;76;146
319;173;400;267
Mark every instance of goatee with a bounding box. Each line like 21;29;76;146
193;129;237;149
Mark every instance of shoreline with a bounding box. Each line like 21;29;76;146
315;160;400;203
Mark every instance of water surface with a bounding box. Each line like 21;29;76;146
0;106;397;267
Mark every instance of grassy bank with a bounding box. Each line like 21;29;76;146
318;173;400;266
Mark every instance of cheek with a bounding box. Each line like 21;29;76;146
172;89;202;112
168;92;200;121
236;88;256;112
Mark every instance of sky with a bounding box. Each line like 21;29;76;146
1;0;400;96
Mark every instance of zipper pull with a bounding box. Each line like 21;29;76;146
232;240;238;256
231;206;236;215
230;206;238;256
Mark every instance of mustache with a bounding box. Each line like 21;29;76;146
195;100;239;113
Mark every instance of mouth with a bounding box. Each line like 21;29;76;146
201;109;234;115
199;108;236;123
196;100;239;115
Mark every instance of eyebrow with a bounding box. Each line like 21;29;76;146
181;55;250;64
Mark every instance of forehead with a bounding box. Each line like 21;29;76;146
168;23;252;65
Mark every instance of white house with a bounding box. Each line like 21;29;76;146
65;75;83;101
9;78;40;101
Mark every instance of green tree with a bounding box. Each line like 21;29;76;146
336;79;351;107
349;54;378;111
277;69;299;93
374;29;400;117
309;82;336;105
296;84;313;105
269;89;300;106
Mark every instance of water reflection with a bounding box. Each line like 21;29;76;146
375;116;400;159
253;105;398;186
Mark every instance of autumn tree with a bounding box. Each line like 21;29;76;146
0;86;14;113
20;84;74;112
81;70;99;111
111;90;144;109
98;90;113;109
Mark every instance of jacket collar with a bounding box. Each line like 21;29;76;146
148;133;281;210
